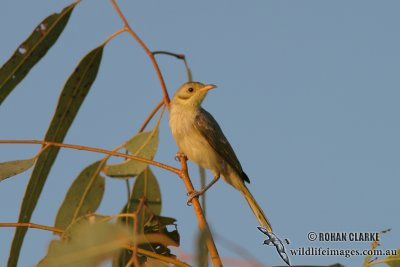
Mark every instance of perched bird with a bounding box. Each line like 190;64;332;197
169;81;273;232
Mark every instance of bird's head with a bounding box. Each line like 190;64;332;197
171;82;217;108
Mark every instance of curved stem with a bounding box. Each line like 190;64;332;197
139;99;164;132
101;27;126;46
0;140;180;175
178;157;222;267
153;51;192;82
110;0;170;109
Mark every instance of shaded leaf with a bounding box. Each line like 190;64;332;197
140;215;180;257
0;158;36;181
8;45;104;267
131;167;162;216
38;219;130;267
54;161;105;231
104;129;159;178
113;167;161;267
0;2;77;104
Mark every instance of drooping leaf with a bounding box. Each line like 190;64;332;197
131;167;161;215
38;218;130;267
0;2;77;104
8;45;104;267
0;158;36;181
54;161;105;231
103;129;159;178
113;167;161;267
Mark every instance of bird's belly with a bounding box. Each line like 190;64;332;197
175;130;221;173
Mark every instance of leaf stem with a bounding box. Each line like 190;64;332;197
110;0;171;109
139;99;164;132
101;27;126;46
153;51;192;82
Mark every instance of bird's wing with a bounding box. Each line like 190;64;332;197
194;108;249;183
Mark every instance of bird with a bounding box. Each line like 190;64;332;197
169;81;273;232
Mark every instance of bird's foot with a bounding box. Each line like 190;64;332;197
186;190;200;205
175;152;187;161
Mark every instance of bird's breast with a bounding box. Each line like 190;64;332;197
169;107;222;174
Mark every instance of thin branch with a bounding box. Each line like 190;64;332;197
130;197;146;267
153;50;192;82
178;156;222;267
0;223;63;235
139;99;164;132
0;140;180;175
110;0;171;109
136;247;191;267
101;27;126;46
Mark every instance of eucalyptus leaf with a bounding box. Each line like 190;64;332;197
131;167;161;215
0;158;36;181
54;161;105;231
0;2;77;104
104;129;159;178
38;218;130;267
9;44;104;267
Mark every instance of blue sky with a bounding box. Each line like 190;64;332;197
1;1;399;266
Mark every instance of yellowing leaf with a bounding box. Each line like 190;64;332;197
104;129;159;178
0;158;36;181
54;161;105;231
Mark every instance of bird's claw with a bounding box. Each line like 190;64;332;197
186;190;200;205
175;152;187;161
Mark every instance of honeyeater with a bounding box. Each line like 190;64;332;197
169;81;273;232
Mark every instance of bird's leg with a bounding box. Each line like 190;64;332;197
187;174;220;205
175;151;187;161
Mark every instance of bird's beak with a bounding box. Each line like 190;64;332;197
201;84;217;91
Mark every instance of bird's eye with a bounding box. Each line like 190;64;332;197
188;87;194;93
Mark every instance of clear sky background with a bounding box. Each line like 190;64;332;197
1;1;399;266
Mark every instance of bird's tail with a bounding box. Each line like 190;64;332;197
237;181;273;232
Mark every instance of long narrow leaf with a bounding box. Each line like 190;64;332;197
0;2;77;104
8;45;104;267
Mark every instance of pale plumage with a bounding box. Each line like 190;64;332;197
169;82;273;232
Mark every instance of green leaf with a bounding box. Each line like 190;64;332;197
8;45;104;267
0;158;36;181
104;129;159;178
113;167;163;267
385;249;400;267
131;167;162;215
38;218;130;267
54;161;105;231
0;2;77;104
